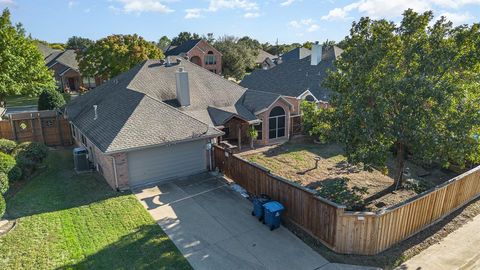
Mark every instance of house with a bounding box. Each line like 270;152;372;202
37;43;103;91
280;47;311;62
240;44;343;106
65;57;301;189
165;39;222;75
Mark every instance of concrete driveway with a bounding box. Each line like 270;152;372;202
134;174;330;270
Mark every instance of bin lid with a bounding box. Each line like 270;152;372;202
264;201;284;212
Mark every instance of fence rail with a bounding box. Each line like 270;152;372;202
0;110;73;146
214;145;480;255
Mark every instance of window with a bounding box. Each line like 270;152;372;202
205;51;216;65
223;127;230;138
268;106;286;139
254;123;262;140
305;95;316;102
82;77;96;89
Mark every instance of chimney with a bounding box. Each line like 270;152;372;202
310;41;322;66
175;67;190;107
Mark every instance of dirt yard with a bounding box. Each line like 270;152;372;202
243;142;457;211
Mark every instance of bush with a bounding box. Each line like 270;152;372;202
38;88;66;110
300;101;336;144
8;166;22;182
12;142;48;176
0;173;8;194
0;194;5;218
0;152;16;175
0;139;17;154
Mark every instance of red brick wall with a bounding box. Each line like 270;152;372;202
187;40;222;75
257;98;292;145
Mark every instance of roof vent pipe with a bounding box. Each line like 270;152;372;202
175;67;190;107
93;105;98;120
311;41;322;66
166;56;172;66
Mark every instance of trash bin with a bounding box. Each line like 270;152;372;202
263;201;284;231
251;194;271;221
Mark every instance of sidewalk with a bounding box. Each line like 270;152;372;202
399;214;480;270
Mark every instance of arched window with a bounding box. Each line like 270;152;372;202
305;95;315;102
205;51;216;65
269;106;286;139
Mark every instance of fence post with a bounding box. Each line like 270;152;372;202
10;117;17;141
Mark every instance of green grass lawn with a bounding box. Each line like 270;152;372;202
0;150;191;270
5;95;39;107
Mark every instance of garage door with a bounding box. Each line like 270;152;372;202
127;139;207;187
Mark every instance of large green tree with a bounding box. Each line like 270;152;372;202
324;9;480;188
157;35;171;50
66;36;94;51
214;36;258;80
0;9;55;103
78;34;164;78
171;32;200;46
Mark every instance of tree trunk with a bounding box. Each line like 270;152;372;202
394;142;406;190
250;138;254;149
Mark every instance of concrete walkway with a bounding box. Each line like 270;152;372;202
399;214;480;270
134;174;379;270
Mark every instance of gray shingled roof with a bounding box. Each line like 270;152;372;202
281;47;311;62
165;39;201;56
240;46;343;102
66;58;282;153
37;43;61;59
256;50;275;64
46;50;79;71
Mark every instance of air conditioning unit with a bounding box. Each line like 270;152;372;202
73;147;89;172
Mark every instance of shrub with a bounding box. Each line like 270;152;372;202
0;139;17;154
12;142;48;176
0;173;8;194
8;166;22;182
38;88;66;110
0;152;16;175
300;101;336;144
0;194;5;218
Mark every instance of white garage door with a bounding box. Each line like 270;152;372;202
127;139;208;187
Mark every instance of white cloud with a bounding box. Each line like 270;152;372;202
321;0;480;21
280;0;295;6
244;12;260;18
111;0;174;14
439;11;473;24
185;8;202;19
68;1;77;9
0;0;14;4
185;0;258;19
288;18;320;33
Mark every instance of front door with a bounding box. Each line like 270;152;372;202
67;78;76;90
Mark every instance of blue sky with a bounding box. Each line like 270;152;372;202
1;0;480;44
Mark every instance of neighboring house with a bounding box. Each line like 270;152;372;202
65;57;299;190
280;47;311;62
165;39;222;75
241;44;343;106
38;43;103;91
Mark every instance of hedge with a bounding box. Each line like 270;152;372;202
0;173;8;194
0;152;16;175
0;194;5;219
12;142;48;177
38;88;66;110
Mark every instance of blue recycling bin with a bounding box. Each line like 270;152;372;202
251;194;271;221
263;201;285;231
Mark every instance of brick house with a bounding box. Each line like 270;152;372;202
38;44;104;91
65;57;302;190
165;39;222;75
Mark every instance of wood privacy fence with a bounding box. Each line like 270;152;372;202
214;145;480;255
0;110;73;146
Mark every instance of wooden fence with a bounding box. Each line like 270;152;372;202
0;110;73;146
214;145;480;255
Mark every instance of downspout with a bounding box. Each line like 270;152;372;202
112;155;119;191
208;139;213;171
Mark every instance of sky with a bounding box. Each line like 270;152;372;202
1;0;480;44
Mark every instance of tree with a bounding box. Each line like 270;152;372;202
301;101;335;144
38;88;66;110
49;43;65;50
78;34;164;78
66;36;94;51
204;33;215;44
0;8;56;103
214;36;257;80
157;35;171;50
238;36;261;51
302;41;313;50
324;9;480;188
247;126;258;149
171;32;200;46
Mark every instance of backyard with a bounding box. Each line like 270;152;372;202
244;141;457;211
0;149;191;270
